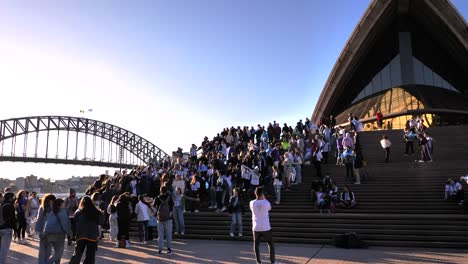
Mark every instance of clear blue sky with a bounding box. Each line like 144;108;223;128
0;0;467;180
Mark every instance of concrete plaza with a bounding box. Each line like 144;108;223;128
8;238;468;264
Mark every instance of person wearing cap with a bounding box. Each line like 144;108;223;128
65;188;79;245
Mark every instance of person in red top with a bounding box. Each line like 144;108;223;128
376;110;384;129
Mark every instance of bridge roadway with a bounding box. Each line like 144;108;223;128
8;238;468;264
0;156;135;169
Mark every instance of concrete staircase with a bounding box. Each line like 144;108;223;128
130;126;468;248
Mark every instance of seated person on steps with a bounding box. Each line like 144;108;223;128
444;178;464;206
338;185;357;208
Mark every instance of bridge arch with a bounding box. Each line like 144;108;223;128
0;116;169;168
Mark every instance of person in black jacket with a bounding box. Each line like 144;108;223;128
116;194;132;248
0;192;16;263
69;196;104;264
229;188;244;237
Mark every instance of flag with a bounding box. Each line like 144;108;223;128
88;109;93;112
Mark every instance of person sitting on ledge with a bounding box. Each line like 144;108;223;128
444;178;464;206
338;185;357;208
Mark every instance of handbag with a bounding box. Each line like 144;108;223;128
148;216;158;227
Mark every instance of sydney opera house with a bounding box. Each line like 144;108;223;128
312;0;468;130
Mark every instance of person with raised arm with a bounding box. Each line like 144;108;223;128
250;187;277;264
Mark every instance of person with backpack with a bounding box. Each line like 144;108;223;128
69;196;104;264
106;195;119;243
153;186;174;254
0;192;16;264
36;193;57;264
43;198;72;264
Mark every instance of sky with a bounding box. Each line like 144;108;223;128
0;0;467;180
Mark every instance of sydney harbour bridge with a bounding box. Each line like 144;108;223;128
0;116;169;169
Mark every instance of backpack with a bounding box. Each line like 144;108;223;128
344;154;353;164
157;196;171;222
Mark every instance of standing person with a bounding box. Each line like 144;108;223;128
116;194;132;248
348;113;355;131
282;154;294;191
28;192;40;238
215;172;227;212
14;190;29;244
376;110;384;129
417;134;431;163
404;128;415;155
380;134;392;163
424;132;434;161
173;187;185;235
250;187;276;264
341;148;355;182
106;195;119;242
229;188;244;238
272;166;282;205
154;186;174;255
135;195;151;244
64;188;79;246
336;133;344;165
69;196;104;264
294;151;303;184
0;192;16;264
43;198;72;264
36;194;56;264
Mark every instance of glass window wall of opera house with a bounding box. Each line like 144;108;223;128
334;53;468;130
335;86;468;131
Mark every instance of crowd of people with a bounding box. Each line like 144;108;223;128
0;113;465;263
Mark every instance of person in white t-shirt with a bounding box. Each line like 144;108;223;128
380;134;392;163
250;187;276;264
